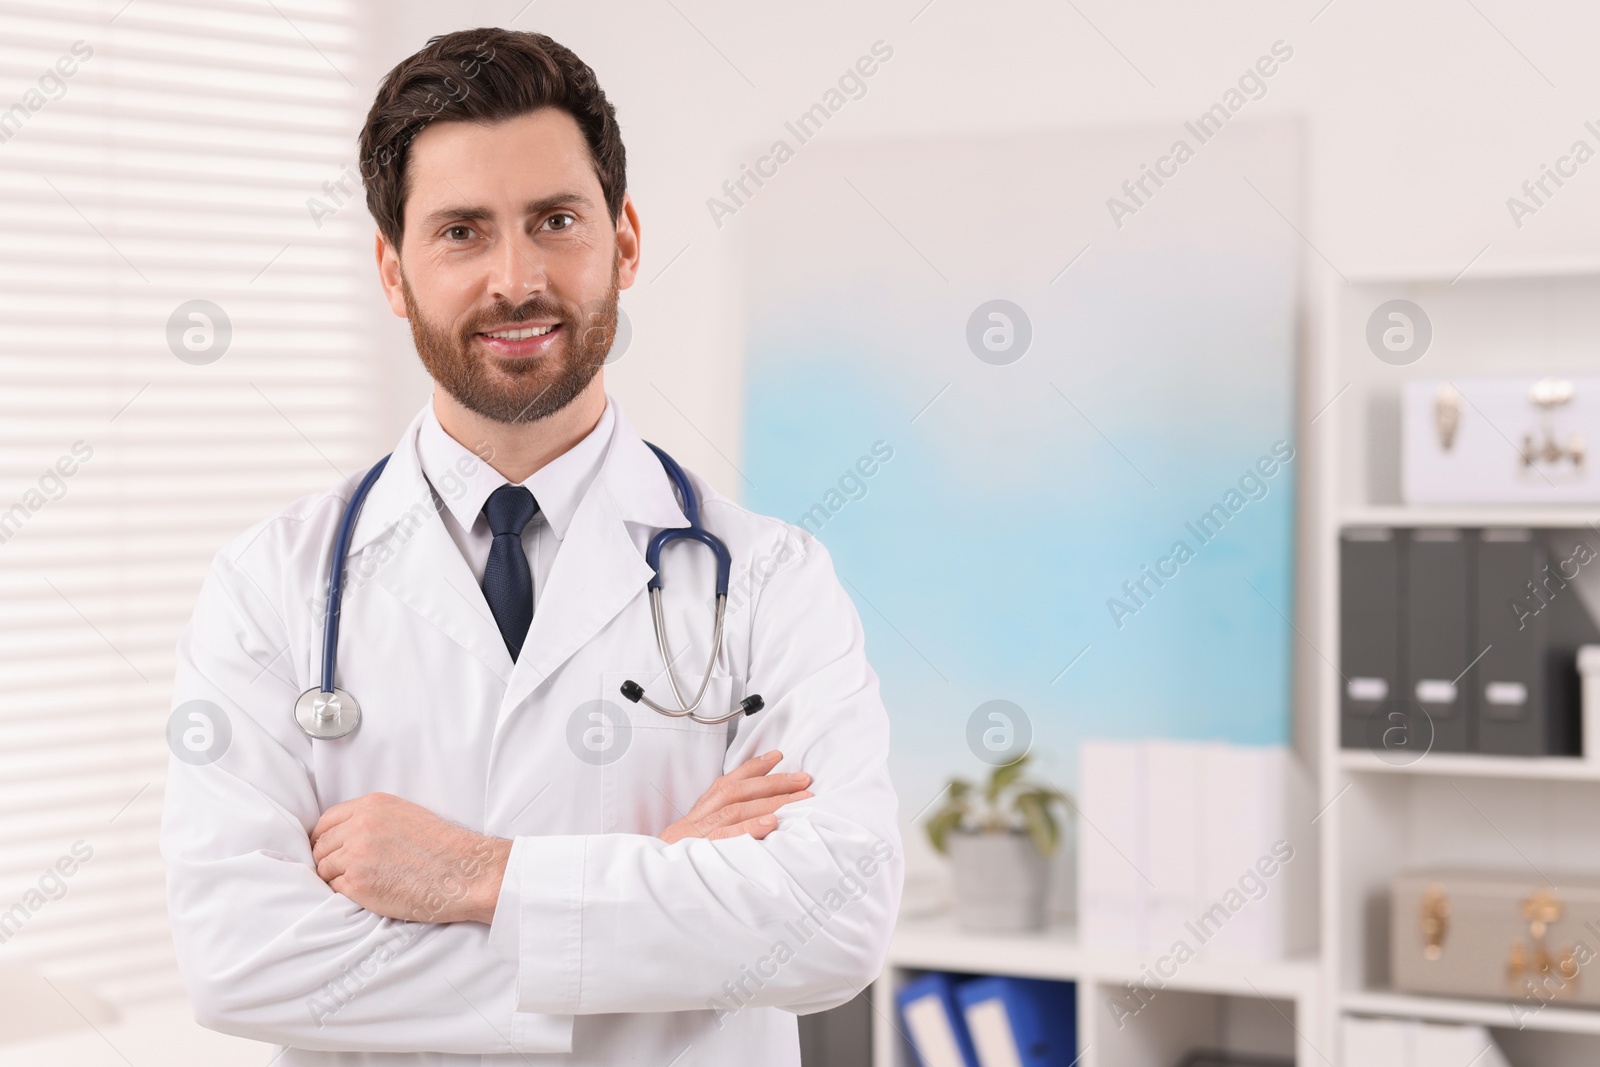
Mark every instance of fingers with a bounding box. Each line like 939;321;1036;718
310;820;349;865
709;814;780;841
682;789;812;841
721;750;784;782
657;753;816;844
310;792;418;854
683;757;806;823
714;770;812;808
315;846;347;884
311;799;359;840
715;790;812;829
311;790;398;843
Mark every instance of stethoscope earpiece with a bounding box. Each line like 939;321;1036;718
620;673;764;725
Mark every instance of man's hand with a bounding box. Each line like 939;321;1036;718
310;792;509;925
659;749;812;845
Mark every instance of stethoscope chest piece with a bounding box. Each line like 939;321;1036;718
294;686;362;740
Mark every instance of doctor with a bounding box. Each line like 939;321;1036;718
159;27;902;1066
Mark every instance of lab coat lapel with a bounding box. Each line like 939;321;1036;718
500;474;647;715
499;406;689;718
345;411;516;686
370;502;516;685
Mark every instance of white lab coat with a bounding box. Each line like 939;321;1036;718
159;398;904;1066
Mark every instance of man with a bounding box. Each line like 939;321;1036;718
160;27;902;1065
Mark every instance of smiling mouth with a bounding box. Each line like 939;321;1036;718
478;323;559;340
473;321;564;359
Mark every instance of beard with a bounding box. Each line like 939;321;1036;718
401;253;619;425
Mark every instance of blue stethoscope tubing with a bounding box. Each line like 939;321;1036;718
621;442;762;724
294;443;762;741
293;454;389;740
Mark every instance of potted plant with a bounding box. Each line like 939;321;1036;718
924;754;1070;933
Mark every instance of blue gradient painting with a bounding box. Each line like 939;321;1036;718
735;120;1301;820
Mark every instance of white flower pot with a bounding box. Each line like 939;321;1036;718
947;829;1048;933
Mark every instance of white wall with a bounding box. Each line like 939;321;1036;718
363;0;1600;493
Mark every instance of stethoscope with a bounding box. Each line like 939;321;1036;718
293;444;764;740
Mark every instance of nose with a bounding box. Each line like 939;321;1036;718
486;223;547;308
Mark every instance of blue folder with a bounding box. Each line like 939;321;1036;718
954;976;1078;1067
896;972;979;1067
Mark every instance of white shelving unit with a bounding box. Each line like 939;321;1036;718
1340;990;1600;1036
1341;506;1600;529
1338;750;1600;781
874;916;1318;1067
1314;262;1600;1067
872;260;1600;1067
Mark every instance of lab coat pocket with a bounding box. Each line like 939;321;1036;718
602;668;742;834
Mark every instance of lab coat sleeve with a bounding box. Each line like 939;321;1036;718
488;524;905;1017
160;537;574;1055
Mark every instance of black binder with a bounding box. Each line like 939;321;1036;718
1474;530;1565;755
1543;535;1600;755
1340;528;1402;750
1405;529;1473;753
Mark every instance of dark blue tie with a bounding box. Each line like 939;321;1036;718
482;484;538;661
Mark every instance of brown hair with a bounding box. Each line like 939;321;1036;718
358;28;627;250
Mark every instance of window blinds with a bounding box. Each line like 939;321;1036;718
0;0;372;1009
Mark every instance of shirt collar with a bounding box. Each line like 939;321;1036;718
417;394;616;541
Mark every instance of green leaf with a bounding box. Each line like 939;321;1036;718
1015;790;1059;855
923;777;981;855
985;753;1029;805
925;806;966;855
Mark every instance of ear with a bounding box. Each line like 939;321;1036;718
614;193;641;292
375;229;407;318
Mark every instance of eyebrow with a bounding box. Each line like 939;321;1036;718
419;192;595;231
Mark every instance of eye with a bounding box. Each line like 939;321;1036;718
444;225;475;241
545;212;576;232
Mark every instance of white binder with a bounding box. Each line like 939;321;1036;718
1340;1016;1512;1067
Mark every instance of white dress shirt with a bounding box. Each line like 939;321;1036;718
416;396;616;599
